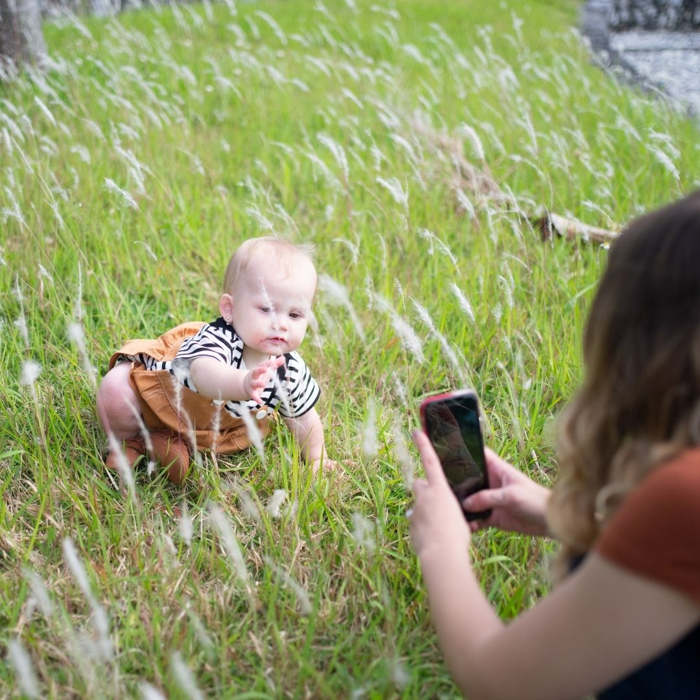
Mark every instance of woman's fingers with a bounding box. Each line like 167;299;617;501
463;488;504;513
412;430;445;484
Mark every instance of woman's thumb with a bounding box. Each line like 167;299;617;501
463;488;504;512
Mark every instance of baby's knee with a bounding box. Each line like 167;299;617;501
97;364;139;431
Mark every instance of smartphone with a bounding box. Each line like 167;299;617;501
419;389;491;521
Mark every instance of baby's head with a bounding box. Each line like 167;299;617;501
223;237;317;296
220;237;317;358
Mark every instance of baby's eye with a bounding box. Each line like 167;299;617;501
289;311;304;320
258;306;270;313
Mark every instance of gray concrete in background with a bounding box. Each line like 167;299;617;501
582;0;700;119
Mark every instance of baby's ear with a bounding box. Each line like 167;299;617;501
219;293;234;323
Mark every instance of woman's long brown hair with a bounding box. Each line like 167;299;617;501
547;190;700;573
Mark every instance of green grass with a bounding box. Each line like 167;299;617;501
1;0;698;696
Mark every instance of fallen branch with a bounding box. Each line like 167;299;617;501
534;211;619;244
409;115;620;245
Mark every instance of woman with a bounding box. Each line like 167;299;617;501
410;190;700;699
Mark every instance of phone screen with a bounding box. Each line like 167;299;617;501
422;392;490;519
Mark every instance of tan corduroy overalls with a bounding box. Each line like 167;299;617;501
109;322;271;453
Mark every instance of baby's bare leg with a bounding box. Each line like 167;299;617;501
96;363;141;440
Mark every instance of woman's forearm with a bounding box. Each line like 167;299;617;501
419;546;503;695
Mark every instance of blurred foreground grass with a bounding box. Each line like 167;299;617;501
1;0;698;696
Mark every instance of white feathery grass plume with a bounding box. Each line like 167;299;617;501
372;292;425;362
33;96;56;126
115;144;151;194
402;43;426;64
498;273;514;310
255;10;287;44
82;118;104;140
231;480;261;524
20;360;41;386
303;149;341;189
391;658;410;689
39;263;53;282
376;176;408;208
318;274;365;341
209;400;223;456
457;122;485;162
161;534;177;558
341;87;362;108
106;431;136;498
0;111;24;142
360;398;379;459
239;409;265;464
651;147;679;180
178;503;193;546
207;502;251;591
62;537;113;661
332;237;359;264
8;639;40;699
22;567;53;618
48;199;65;231
170;366;187;421
390;133;417;162
454;187;475;218
139;682;166;700
1;126;12;153
246;205;274;231
167;371;200;469
492;303;503;324
351;512;376;554
370;143;386;170
271;371;293;417
318;133;349;184
392;375;408;405
648;129;679;156
67;321;97;388
265;64;287;87
450;283;476;324
411;298;464;380
186;605;215;652
3;185;26;226
263;556;312;615
170;652;204;700
135;241;158;261
417;228;457;266
392;314;424;360
266;489;287;519
104;178;138;208
305;55;331;76
391;418;415;489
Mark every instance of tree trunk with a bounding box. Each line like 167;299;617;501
0;0;47;74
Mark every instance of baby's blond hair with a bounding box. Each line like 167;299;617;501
223;237;315;293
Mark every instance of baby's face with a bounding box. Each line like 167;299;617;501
229;253;316;361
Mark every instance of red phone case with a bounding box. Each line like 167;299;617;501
419;389;491;521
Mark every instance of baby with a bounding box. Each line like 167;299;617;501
97;237;332;484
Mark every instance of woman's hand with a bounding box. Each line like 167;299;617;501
462;447;551;536
410;430;472;562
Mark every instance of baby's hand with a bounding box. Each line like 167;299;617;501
311;456;340;474
244;356;285;404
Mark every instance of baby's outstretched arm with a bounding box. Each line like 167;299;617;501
284;408;335;472
190;355;284;403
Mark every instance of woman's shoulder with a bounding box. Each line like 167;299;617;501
605;446;700;528
595;447;700;603
636;447;700;501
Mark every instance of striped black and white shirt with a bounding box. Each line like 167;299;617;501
138;317;320;419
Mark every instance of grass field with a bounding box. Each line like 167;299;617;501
1;0;699;696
